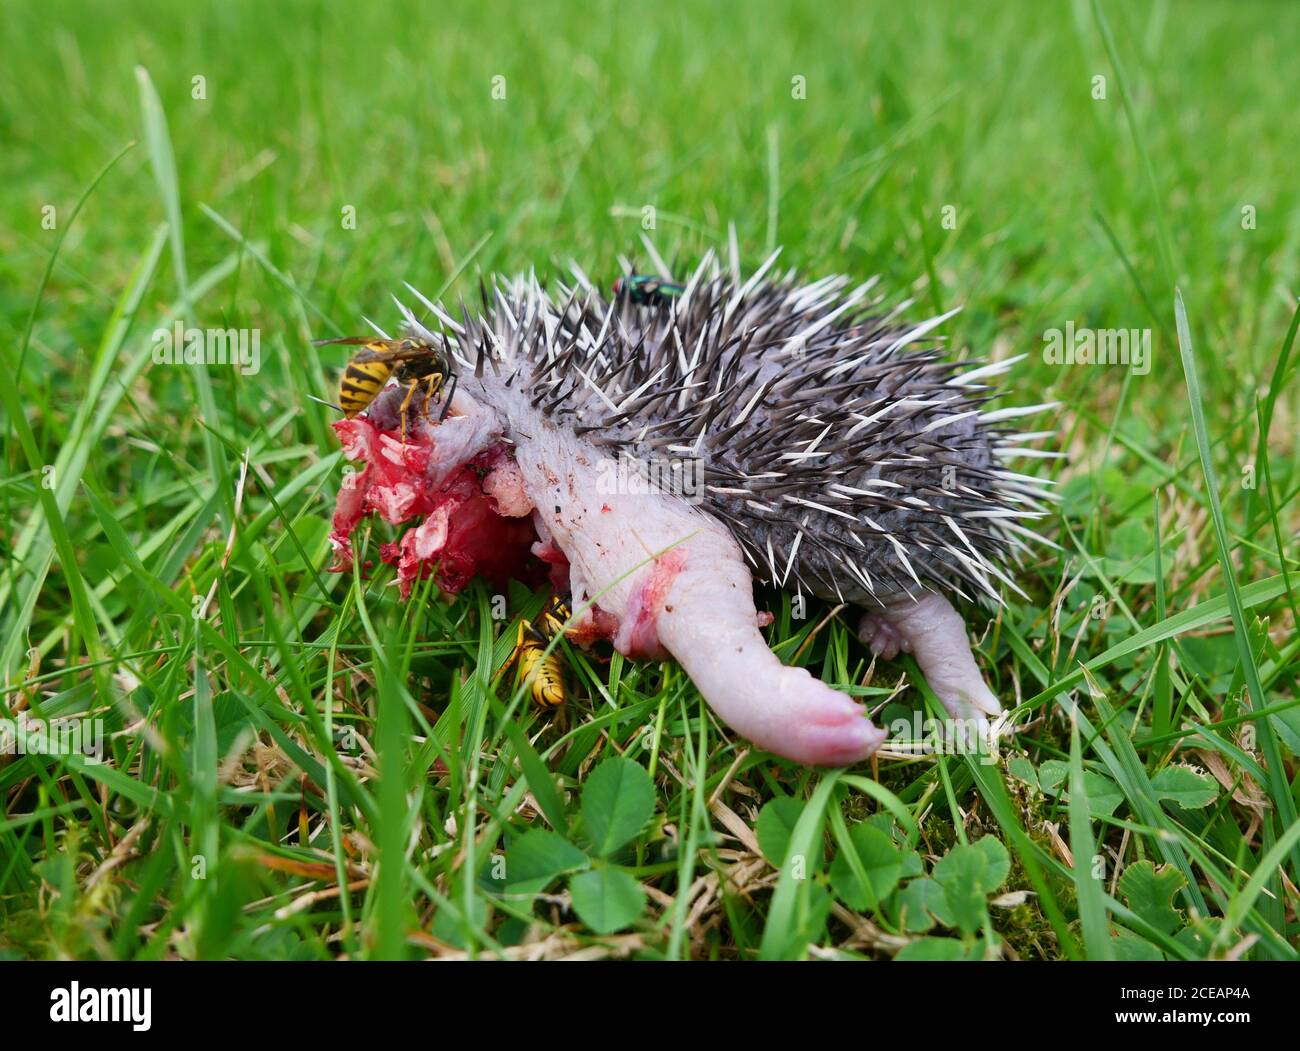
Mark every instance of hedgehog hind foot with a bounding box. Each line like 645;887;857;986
863;593;1002;727
857;614;910;661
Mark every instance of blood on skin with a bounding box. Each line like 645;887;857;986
565;605;621;647
612;548;687;659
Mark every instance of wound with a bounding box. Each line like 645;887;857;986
564;604;621;648
612;549;687;660
329;416;540;596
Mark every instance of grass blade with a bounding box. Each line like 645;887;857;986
1068;713;1114;959
1174;288;1298;885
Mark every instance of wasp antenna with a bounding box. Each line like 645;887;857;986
308;394;344;413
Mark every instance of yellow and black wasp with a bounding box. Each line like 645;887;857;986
498;595;571;709
314;335;458;437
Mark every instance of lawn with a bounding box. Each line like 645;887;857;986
0;0;1296;960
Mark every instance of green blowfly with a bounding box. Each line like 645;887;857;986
612;273;685;306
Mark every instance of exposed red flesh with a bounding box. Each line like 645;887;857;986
329;417;541;598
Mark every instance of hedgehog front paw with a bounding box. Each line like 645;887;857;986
857;612;910;661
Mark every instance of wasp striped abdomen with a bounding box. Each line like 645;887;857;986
503;595;571;708
339;346;396;417
515;621;566;707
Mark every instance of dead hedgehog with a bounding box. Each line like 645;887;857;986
325;247;1058;766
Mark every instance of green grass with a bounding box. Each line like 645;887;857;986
1;0;1297;960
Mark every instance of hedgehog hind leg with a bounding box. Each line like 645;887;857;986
860;592;1002;726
